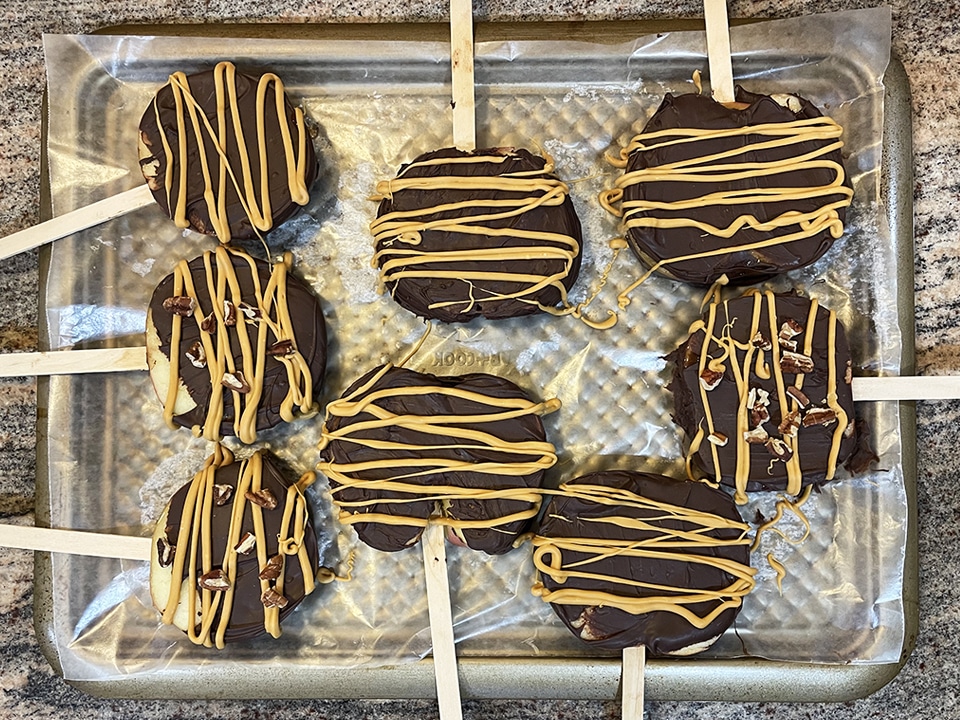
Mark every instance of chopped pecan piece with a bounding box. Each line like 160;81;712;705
699;367;724;391
162;296;195;317
744;427;770;444
845;361;853;384
786;386;811;408
748;387;771;407
261;588;289;609
200;311;217;333
779;410;801;438
221;371;251;393
803;406;839;427
780;351;815;374
245;487;279;510
213;484;233;506
751;332;772;351
778;337;798;352
844;419;856;438
198;569;230;592
234;532;257;555
779;318;804;339
223;300;238;326
267;339;295;357
765;437;794;461
185;340;206;369
259;554;284;581
157;537;175;567
238;302;262;321
751;405;771;428
707;432;728;447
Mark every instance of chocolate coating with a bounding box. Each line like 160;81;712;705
537;471;751;654
159;452;319;643
621;88;851;285
374;147;583;322
319;364;552;554
138;64;317;241
146;251;326;439
668;292;856;493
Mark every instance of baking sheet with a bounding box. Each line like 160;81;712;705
34;7;913;700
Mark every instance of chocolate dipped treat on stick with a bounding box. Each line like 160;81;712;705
0;445;334;649
146;245;327;444
0;61;316;260
600;0;853;292
668;288;858;503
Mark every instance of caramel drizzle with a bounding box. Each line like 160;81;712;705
686;289;848;503
317;363;560;533
371;153;587;319
161;446;317;649
162;246;317;444
531;482;756;628
155;61;311;243
598;117;854;307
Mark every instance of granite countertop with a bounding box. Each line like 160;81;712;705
0;1;956;718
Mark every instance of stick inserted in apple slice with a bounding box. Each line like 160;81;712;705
0;61;318;262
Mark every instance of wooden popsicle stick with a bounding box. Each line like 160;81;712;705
622;646;645;720
0;524;151;561
450;0;477;150
0;185;155;263
0;347;147;378
852;375;960;402
703;0;736;104
421;523;463;720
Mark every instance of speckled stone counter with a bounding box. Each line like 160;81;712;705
0;1;957;718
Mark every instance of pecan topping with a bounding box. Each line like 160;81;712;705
157;537;176;567
778;337;798;352
844;419;856;438
261;588;289;609
259;554;284;581
751;405;771;428
267;339;295;357
779;318;804;340
245;487;279;510
780;351;815;374
162;296;195;317
744;427;770;444
185;340;206;369
200;311;217;333
223;300;238;326
198;569;231;592
845;361;853;384
803;406;839;427
234;531;257;555
221;371;251;393
786;386;811;408
748;387;771;407
699;367;724;391
238;302;262;321
779;410;801;438
765;437;794;461
707;432;728;447
751;332;772;351
213;484;234;506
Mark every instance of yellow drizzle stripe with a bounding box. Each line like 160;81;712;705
531;482;756;628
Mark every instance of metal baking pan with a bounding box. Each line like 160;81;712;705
34;17;916;702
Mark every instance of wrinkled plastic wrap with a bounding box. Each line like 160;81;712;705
39;6;903;687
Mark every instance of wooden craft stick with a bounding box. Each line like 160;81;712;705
0;185;155;263
421;523;463;720
450;0;477;150
0;347;147;378
0;524;151;561
703;0;736;104
622;646;646;720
